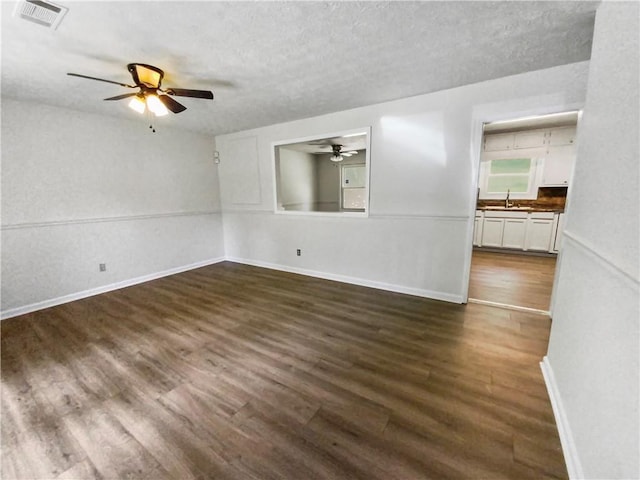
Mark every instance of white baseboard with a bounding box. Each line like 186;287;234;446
540;356;584;479
0;257;226;320
225;256;463;304
468;298;550;316
2;255;463;319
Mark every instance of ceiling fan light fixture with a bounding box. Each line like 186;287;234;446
146;94;169;116
130;63;163;88
128;95;146;114
330;154;343;162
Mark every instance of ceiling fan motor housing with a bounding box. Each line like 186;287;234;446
128;63;164;88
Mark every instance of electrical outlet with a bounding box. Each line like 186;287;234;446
99;263;106;272
296;249;301;256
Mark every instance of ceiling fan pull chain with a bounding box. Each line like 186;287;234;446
146;107;156;133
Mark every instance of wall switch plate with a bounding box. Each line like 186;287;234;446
296;249;301;256
99;263;106;272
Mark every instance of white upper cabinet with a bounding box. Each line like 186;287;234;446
547;126;576;146
483;125;577;188
514;130;546;149
484;133;514;151
542;144;575;186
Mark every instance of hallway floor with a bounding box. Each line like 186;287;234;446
469;249;557;311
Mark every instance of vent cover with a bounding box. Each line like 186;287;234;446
14;0;68;30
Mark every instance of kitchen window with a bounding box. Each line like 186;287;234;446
486;158;532;193
479;152;541;200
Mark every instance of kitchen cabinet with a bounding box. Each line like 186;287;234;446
480;211;529;249
473;211;483;246
502;218;527;249
552;213;566;252
514;130;546;149
483;125;577;188
484;133;514;152
476;210;562;253
481;218;505;247
548;127;576;146
525;212;555;251
542;144;575;186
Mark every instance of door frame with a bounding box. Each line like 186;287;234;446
461;103;584;314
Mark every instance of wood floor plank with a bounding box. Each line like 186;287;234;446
1;261;566;479
469;249;556;310
61;407;166;479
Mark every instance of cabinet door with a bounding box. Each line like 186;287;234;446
481;218;504;247
526;219;554;251
502;218;527;249
484;134;514;152
473;217;483;246
548;127;576;146
543;145;575;186
553;213;565;252
514;130;545;149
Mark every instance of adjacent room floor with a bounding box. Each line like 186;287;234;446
1;262;566;479
469;249;558;311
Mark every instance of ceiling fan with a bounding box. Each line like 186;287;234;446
330;144;358;162
67;63;214;117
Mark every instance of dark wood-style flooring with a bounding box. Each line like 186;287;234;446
469;250;557;311
1;262;566;479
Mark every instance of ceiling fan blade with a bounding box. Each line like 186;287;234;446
158;94;187;114
67;72;135;88
104;93;138;101
166;88;214;99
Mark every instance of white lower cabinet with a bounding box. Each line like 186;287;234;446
481;218;505;247
502;219;527;249
473;211;484;246
525;217;554;251
477;210;561;252
552;213;565;252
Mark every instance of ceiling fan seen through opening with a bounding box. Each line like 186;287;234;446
330;144;358;162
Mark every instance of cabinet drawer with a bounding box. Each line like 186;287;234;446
483;211;529;219
529;211;555;220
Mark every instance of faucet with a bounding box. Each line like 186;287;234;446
505;189;513;208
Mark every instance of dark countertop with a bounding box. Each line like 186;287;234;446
477;206;564;213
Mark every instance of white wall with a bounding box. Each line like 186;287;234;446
277;148;317;210
1;99;225;317
315;154;340;209
545;2;639;478
216;62;589;301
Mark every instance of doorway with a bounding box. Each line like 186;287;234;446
468;111;578;313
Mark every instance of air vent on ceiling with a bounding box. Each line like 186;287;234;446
14;0;68;30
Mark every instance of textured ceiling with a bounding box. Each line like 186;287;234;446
1;1;598;136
